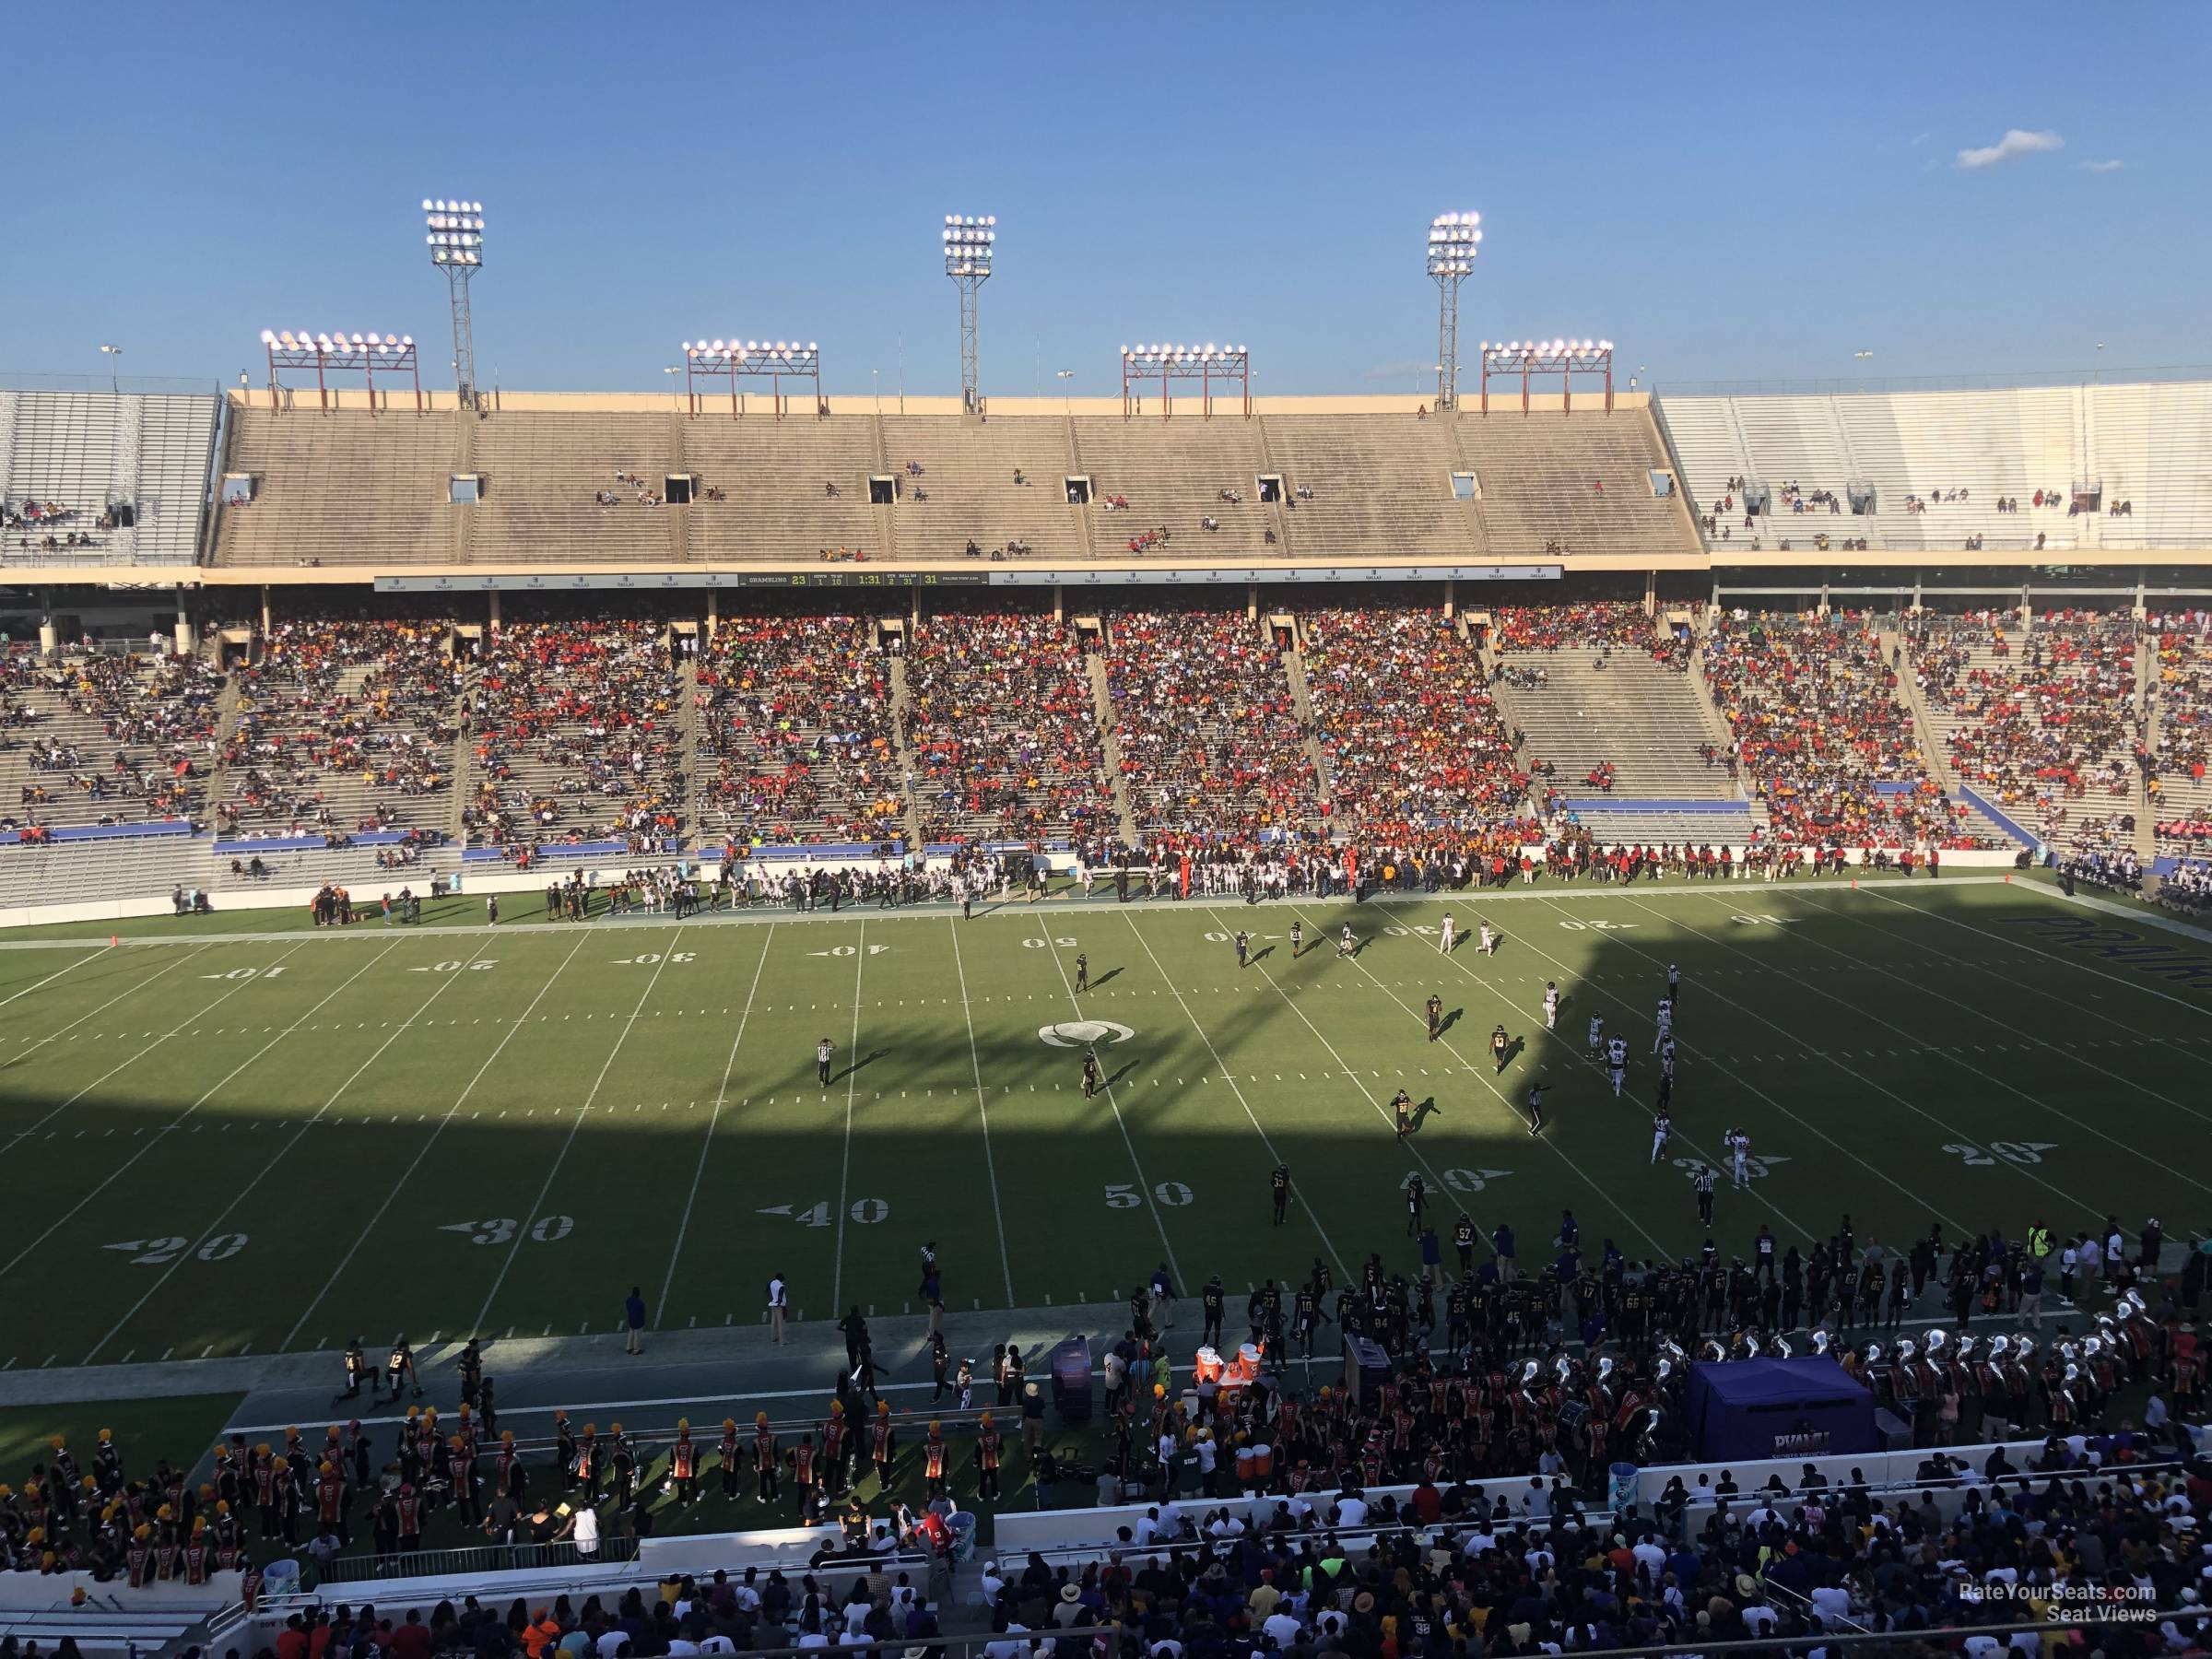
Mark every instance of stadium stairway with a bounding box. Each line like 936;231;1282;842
1884;626;1959;792
887;653;928;847
1278;632;1335;805
1084;648;1140;844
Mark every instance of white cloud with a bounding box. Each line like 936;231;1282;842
1910;132;1931;146
1955;128;2064;170
2078;159;2125;173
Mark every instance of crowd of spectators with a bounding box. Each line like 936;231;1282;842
1913;611;2142;841
2148;614;2212;852
1301;608;1524;841
220;619;457;837
1487;603;1652;655
3;496;116;553
0;645;221;827
1105;611;1318;841
465;621;685;853
900;612;1114;845
697;618;903;848
1703;612;1992;850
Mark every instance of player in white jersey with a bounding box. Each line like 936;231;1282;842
1653;997;1675;1053
1586;1013;1605;1059
1478;921;1496;957
1339;924;1356;958
1542;982;1559;1030
1666;961;1682;1006
1724;1127;1751;1189
1439;914;1456;953
1606;1036;1629;1097
1651;1112;1673;1165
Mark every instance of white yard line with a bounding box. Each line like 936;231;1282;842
472;925;690;1334
1864;882;2212;1039
0;941;392;1282
1769;888;2212;1135
1610;902;2124;1230
1277;904;1671;1259
83;935;504;1364
281;932;595;1351
1023;913;1184;1293
946;919;1017;1309
0;944;109;1012
1516;892;1968;1233
0;944;216;1076
830;921;867;1316
1135;912;1349;1284
0;947;283;1147
1407;905;1818;1247
656;925;780;1323
1618;898;2203;1194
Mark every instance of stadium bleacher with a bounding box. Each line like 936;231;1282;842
695;615;904;847
464;619;688;851
1658;379;2212;555
1105;607;1320;841
900;609;1114;844
1300;606;1522;839
1702;610;1999;850
218;618;460;838
1912;608;2142;853
0;645;220;831
2;389;219;567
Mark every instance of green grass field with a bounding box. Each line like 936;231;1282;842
0;872;2205;1370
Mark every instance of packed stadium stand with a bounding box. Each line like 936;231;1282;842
218;618;459;837
2149;611;2212;852
695;615;904;846
1701;611;2001;850
464;619;688;850
1656;379;2212;554
3;389;219;565
1911;608;2144;853
900;609;1114;844
1299;605;1523;839
1104;607;1320;841
0;645;221;830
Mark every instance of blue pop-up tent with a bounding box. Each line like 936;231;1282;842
1684;1358;1877;1462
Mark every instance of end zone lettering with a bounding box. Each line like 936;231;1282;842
2013;915;2212;987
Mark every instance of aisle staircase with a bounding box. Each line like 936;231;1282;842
1278;630;1332;804
1085;648;1139;844
887;653;927;846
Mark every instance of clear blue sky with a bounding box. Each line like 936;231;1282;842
6;1;2206;396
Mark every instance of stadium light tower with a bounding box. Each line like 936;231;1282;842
1426;212;1481;411
942;214;996;415
423;198;486;410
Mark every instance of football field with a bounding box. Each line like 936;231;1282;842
0;872;2206;1371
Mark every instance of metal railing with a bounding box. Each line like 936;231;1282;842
316;1535;641;1584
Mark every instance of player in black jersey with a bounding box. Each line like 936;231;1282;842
1269;1163;1291;1225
